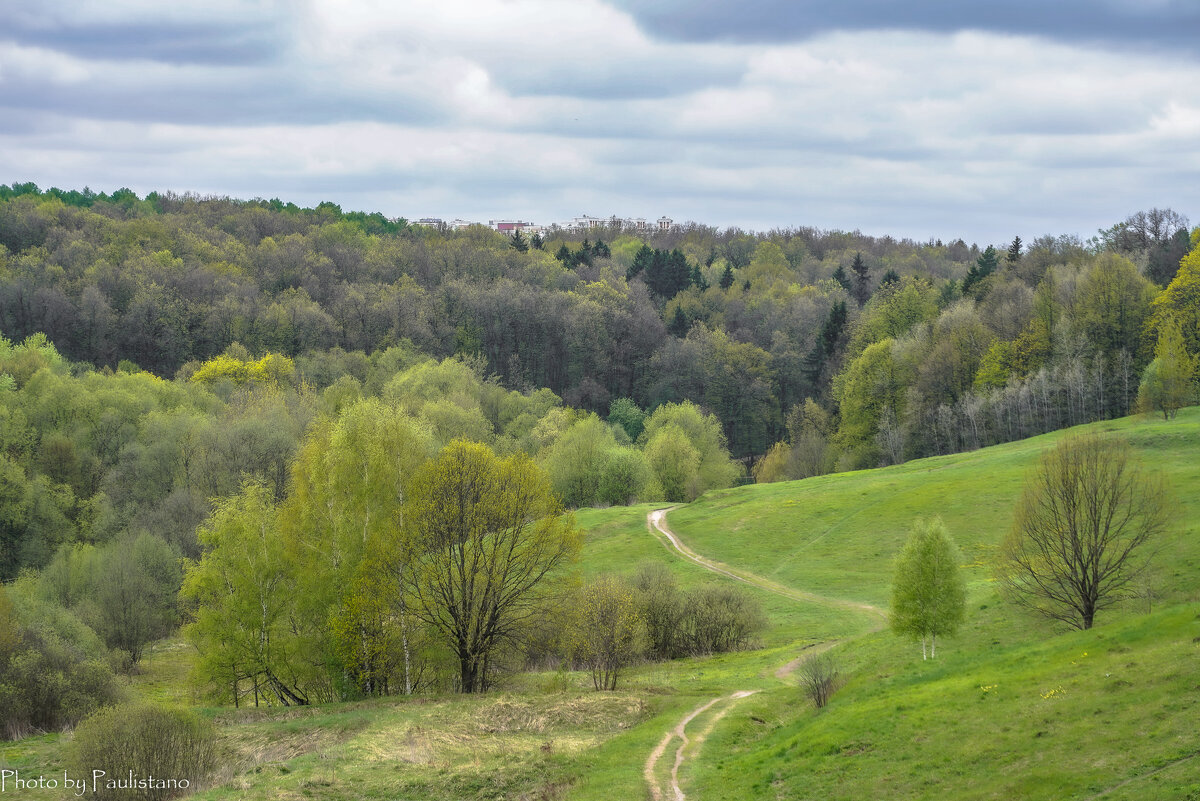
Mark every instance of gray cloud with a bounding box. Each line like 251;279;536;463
0;1;1196;244
609;0;1200;54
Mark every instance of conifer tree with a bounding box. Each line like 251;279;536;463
1007;236;1023;263
832;265;852;293
510;230;528;253
719;263;734;289
851;252;871;306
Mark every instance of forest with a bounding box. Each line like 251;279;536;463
1;183;1197;728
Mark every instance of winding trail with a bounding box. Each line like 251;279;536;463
642;507;887;800
647;509;886;622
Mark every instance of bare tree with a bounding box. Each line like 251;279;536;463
797;651;840;709
997;435;1168;630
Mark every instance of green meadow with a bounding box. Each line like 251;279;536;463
3;408;1198;800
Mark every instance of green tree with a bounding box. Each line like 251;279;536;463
850;252;871;306
890;518;966;659
1138;317;1195;419
607;397;645;441
640;401;740;500
1007;236;1023;263
404;441;581;693
282;399;434;696
719;263;734;289
597;447;650;506
181;483;314;706
510;230;528;252
642;425;700;503
569;575;645;690
541;415;619;508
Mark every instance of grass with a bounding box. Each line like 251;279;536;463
3;408;1199;800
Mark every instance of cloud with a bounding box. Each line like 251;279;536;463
0;1;1196;243
607;0;1200;55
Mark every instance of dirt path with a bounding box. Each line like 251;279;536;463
647;509;886;622
642;508;888;798
644;691;760;801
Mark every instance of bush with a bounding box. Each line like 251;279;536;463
631;563;684;659
0;581;119;739
679;584;766;656
68;704;217;801
798;651;840;709
568;575;646;690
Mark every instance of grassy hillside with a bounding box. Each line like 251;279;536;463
660;407;1200;800
3;409;1197;800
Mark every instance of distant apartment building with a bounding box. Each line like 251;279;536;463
414;214;674;234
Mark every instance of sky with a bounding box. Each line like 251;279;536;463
1;0;1198;244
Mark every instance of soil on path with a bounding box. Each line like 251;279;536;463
642;508;888;798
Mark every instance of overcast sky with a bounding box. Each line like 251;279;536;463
2;0;1197;243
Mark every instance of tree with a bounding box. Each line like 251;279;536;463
530;232;543;250
962;246;999;297
850;252;871;306
890;518;965;659
282;399;434;697
1138;316;1195;420
510;230;528;253
569;575;645;690
404;441;581;693
181;483;314;707
997;435;1168;630
831;265;852;293
719;263;734;289
1007;236;1023;263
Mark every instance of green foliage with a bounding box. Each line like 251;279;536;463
0;578;118;738
641;401;741;500
1149;236;1200;355
404;440;581;692
890;518;966;658
542;415;620;508
181;482;315;706
68;704;217;801
607;397;645;441
569;574;646;690
1138;316;1196;419
597;448;650;506
189;352;296;387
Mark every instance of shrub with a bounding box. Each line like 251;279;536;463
0;580;119;739
679;584;766;656
798;651;840;709
631;563;684;659
68;704;218;801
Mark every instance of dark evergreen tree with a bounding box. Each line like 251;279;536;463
821;301;848;356
593;239;611;259
719;263;735;289
832;265;852;293
576;239;594;268
690;264;709;291
555;243;573;266
850;252;871;306
627;244;653;280
530;232;544;250
510;230;528;253
667;250;691;296
962;245;999;296
880;268;901;287
668;306;690;337
1007;236;1022;264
